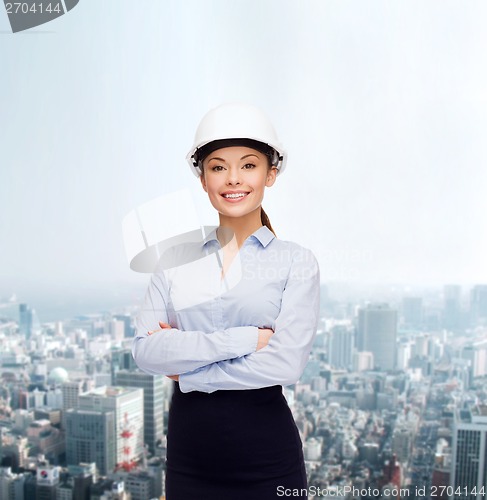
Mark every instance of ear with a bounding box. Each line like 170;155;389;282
265;167;278;187
200;172;208;192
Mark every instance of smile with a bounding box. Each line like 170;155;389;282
221;192;250;201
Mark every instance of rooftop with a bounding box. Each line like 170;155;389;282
472;405;487;417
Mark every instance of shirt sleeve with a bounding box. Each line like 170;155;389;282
178;247;320;393
131;269;259;376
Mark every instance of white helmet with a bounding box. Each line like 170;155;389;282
186;102;287;177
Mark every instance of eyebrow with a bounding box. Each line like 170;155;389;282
207;153;260;163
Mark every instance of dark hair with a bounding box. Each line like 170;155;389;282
261;207;276;236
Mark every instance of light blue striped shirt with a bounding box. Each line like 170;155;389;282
132;225;320;393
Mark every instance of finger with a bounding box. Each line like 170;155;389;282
148;322;172;335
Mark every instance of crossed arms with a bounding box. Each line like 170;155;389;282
131;247;320;393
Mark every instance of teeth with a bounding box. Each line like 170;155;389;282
224;193;247;199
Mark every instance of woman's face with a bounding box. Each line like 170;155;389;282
200;145;277;220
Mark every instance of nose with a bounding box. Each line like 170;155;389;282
225;166;241;185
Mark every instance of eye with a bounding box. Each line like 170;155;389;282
242;163;256;170
211;165;225;172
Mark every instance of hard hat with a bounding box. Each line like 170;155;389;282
186;102;287;177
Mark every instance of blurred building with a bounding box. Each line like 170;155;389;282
353;351;374;372
108;319;125;343
451;405;487;499
68;462;97;499
19;303;33;339
396;340;412;370
61;380;84;429
461;341;487;380
402;297;423;329
110;349;138;382
113;370;164;455
470;285;487;324
0;467;27;500
36;465;61;500
27;419;64;462
0;433;30;471
78;386;144;468
392;424;414;463
66;409;116;476
432;452;451;500
118;462;164;500
328;325;353;370
113;314;133;339
443;285;462;331
357;303;397;371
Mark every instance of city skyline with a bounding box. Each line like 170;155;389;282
1;279;487;498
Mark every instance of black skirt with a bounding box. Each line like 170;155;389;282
165;382;308;500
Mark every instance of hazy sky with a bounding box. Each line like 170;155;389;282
1;0;487;309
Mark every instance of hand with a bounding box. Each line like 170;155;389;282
148;322;180;381
147;321;172;335
256;328;274;351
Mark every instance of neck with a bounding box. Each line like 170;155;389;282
217;206;263;248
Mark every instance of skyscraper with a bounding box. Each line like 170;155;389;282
66;409;116;476
61;381;83;412
461;342;487;380
61;380;84;430
0;467;26;500
18;303;33;339
110;348;138;382
402;297;423;329
353;351;374;372
111;348;166;454
113;370;164;454
328;325;353;370
357;303;397;371
36;465;61;500
108;319;125;343
113;314;133;338
78;386;144;467
451;405;487;500
443;284;462;331
470;285;487;324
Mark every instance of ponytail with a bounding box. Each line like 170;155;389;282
261;207;276;236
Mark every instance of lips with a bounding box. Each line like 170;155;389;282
221;191;250;201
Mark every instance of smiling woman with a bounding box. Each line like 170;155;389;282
132;103;320;499
199;145;277;240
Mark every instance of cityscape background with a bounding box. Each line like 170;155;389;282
1;1;487;499
0;284;486;499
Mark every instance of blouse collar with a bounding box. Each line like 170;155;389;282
202;225;275;248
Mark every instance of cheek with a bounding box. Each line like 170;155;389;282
252;174;268;192
204;181;223;207
203;177;218;195
200;171;216;192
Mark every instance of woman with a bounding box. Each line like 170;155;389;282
132;103;320;499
